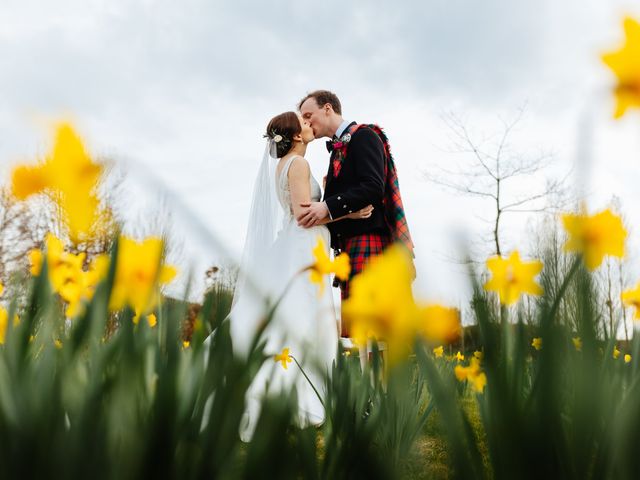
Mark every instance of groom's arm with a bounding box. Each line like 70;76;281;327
324;128;385;218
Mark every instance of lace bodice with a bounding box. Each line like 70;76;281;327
276;155;322;220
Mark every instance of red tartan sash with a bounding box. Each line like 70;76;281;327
340;124;415;257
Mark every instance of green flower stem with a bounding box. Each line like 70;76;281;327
290;355;326;410
547;256;582;324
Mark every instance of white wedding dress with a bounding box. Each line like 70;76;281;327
229;154;339;442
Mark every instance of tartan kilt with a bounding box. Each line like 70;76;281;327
339;232;391;337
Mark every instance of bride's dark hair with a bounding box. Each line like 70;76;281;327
265;111;301;158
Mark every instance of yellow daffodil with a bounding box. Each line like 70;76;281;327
133;312;158;328
109;236;177;316
473;350;483;360
37;233;110;318
562;209;627;271
0;307;19;344
622;282;640;319
613;346;621;359
419;304;461;344
454;357;487;393
484;251;543;305
309;236;350;296
455;351;464;362
28;249;44;276
601;17;640;118
11;122;104;243
433;345;444;358
572;337;582;352
342;244;461;366
625;354;632;363
274;347;292;370
532;337;543;350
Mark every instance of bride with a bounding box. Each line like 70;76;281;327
228;111;372;441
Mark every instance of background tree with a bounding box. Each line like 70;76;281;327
426;107;571;260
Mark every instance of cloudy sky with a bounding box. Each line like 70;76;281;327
1;0;639;308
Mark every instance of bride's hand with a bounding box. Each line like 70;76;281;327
346;205;374;220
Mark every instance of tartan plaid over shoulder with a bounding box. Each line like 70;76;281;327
351;124;415;257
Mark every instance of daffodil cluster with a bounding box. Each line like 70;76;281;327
29;234;176;322
341;244;461;366
30;233;109;318
454;356;487;393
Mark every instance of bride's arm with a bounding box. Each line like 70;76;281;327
317;205;373;225
288;158;314;220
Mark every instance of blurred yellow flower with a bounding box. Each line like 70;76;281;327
419;304;461;345
433;345;444;358
274;347;292;370
54;339;63;349
309;236;350;295
0;307;19;345
532;337;543;350
133;312;157;328
342;244;461;366
573;337;582;352
562;209;626;271
622;282;640;319
613;346;621;359
32;233;110;318
109;236;177;316
29;249;44;276
454;357;487;393
484;251;543;305
182;340;190;349
11;122;104;243
455;351;464;362
473;350;483;360
625;354;632;363
601;17;640;118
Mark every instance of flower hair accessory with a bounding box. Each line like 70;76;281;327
263;130;287;143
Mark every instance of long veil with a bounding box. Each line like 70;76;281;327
227;140;283;357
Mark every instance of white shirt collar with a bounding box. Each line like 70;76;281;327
335;119;352;139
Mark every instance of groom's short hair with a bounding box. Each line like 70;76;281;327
298;90;342;115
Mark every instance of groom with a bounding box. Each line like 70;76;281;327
296;90;413;338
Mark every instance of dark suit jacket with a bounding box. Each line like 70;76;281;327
323;123;390;249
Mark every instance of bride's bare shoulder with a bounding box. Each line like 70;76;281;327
287;155;310;176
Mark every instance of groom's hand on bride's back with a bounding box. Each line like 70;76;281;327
297;202;330;228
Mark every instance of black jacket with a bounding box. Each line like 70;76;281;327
323;123;390;249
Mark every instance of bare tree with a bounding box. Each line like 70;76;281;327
0;189;49;285
426;107;571;258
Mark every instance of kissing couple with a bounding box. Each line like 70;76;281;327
227;89;414;441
